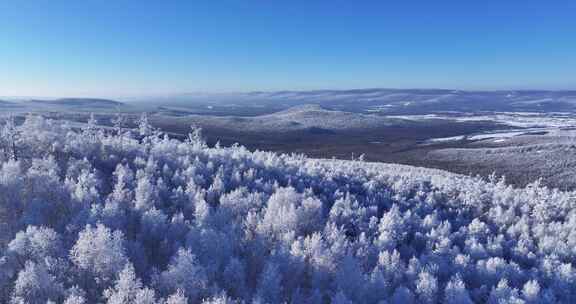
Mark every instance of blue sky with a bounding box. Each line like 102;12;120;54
1;0;575;97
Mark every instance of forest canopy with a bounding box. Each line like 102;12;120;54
0;113;574;303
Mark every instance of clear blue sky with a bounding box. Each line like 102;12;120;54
1;0;575;97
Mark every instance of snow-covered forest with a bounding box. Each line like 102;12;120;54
0;114;575;304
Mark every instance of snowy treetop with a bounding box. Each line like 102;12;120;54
0;113;574;303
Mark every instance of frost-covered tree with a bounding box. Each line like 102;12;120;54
163;289;188;304
222;257;247;300
255;262;283;303
390;286;415;304
1;113;576;303
415;270;438;304
154;248;208;301
1;115;19;160
70;224;128;290
8;226;63;264
444;275;473;304
104;263;157;304
10;261;63;304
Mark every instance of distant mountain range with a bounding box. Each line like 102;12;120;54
0;98;127;111
4;90;576;115
0;100;22;108
141;89;576;114
29;98;125;108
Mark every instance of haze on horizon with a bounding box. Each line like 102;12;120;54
1;0;575;98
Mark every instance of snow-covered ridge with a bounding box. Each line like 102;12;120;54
29;98;125;108
157;104;397;132
0;114;575;303
140;89;576;114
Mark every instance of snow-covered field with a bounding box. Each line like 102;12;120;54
415;112;576;145
427;129;549;143
394;112;576;129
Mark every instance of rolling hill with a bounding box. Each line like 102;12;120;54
151;104;399;133
27;98;126;110
137;89;576;115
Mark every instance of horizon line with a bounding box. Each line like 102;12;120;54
3;86;576;101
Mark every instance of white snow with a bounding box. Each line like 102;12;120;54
387;112;576;129
427;135;465;143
